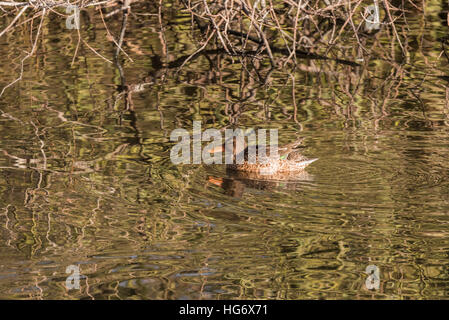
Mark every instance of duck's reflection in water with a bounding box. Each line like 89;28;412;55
209;169;315;198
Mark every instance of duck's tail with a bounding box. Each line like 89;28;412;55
296;158;318;168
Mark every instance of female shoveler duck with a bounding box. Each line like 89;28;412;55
208;136;318;176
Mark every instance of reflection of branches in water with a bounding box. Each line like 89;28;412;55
179;0;418;67
0;0;141;96
0;7;45;97
0;0;434;123
164;0;449;130
139;2;428;130
0;100;211;297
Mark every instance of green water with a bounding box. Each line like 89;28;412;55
1;1;449;299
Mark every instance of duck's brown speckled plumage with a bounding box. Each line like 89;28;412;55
214;137;318;175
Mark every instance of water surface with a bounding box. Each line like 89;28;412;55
1;1;449;299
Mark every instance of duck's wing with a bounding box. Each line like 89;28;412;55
286;150;308;161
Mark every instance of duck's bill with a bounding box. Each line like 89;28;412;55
207;144;225;154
